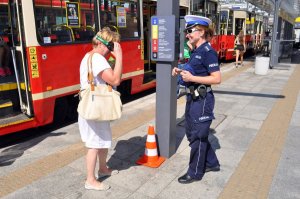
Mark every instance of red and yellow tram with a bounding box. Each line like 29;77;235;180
218;5;257;60
0;0;271;136
188;1;265;61
0;0;190;136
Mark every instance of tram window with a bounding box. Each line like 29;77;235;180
99;0;139;39
207;2;216;15
235;18;244;35
0;5;9;36
246;13;254;35
220;11;228;35
33;0;96;44
206;2;218;34
254;21;259;34
9;1;22;47
246;23;251;35
228;16;233;35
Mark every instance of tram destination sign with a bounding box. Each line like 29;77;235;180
151;15;175;62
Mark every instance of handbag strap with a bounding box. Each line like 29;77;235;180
86;52;113;92
87;52;95;91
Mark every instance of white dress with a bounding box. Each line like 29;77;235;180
78;53;112;149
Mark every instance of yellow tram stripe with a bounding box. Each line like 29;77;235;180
0;83;30;92
0;83;17;91
0;118;34;128
0;102;12;109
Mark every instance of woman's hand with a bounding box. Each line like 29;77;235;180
111;42;122;60
172;67;182;76
101;42;123;86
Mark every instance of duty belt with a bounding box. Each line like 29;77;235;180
177;84;212;99
187;84;211;93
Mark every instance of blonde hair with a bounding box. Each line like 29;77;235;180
238;30;244;43
194;25;214;41
92;27;120;48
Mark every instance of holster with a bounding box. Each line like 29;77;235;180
188;86;196;100
188;84;210;100
197;85;207;99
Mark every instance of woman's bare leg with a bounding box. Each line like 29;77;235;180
235;50;240;66
241;53;244;65
98;148;112;173
86;148;101;185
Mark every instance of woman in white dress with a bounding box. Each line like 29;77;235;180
78;27;122;191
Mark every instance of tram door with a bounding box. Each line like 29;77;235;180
233;10;246;36
8;0;32;116
143;1;156;71
235;18;245;35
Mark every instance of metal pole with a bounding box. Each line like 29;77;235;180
156;0;179;158
11;48;23;112
205;0;207;17
270;0;281;68
218;0;221;35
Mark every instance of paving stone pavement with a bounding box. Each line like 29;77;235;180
1;62;299;199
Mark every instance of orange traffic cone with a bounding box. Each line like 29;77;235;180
136;125;165;168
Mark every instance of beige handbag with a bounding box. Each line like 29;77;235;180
77;53;122;121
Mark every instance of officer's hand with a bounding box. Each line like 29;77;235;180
180;70;192;82
172;67;182;76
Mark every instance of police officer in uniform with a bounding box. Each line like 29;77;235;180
172;15;221;184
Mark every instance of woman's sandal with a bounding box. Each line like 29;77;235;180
85;182;110;191
98;170;119;178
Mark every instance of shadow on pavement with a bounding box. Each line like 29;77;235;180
0;132;66;167
103;125;221;181
106;136;146;172
209;129;221;152
214;90;285;99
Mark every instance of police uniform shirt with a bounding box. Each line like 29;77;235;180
188;42;219;76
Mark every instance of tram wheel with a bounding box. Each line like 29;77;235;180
66;95;79;121
117;80;131;97
53;97;68;125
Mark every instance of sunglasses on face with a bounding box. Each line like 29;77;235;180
185;28;205;34
185;28;199;34
96;35;114;51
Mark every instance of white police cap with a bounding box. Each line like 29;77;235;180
184;15;212;30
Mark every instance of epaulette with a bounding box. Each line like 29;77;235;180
204;45;211;52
